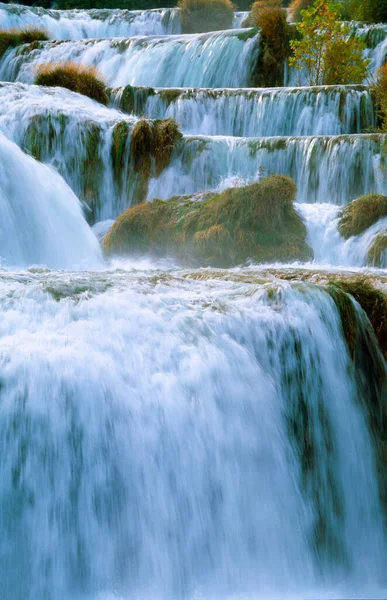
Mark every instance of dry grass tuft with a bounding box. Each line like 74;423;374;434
338;195;387;239
35;61;109;105
0;27;49;58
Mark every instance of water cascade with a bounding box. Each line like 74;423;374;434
0;29;260;88
0;4;387;599
0;132;100;268
112;84;375;137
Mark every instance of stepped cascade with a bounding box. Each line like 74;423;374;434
0;2;386;599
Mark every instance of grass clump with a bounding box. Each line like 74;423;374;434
178;0;234;33
0;27;49;59
104;175;313;267
338;195;387;239
35;62;109;105
249;3;292;87
368;234;387;267
130;117;182;178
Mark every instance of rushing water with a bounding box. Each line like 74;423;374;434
112;84;375;137
0;29;259;88
0;4;387;600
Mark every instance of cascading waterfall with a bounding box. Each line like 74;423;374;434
1;5;387;600
112;84;375;136
149;133;387;206
0;132;100;268
0;29;260;88
0;270;386;600
0;2;182;38
0;82;139;221
0;3;248;39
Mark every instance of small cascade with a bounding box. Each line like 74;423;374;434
0;2;182;38
0;82;139;222
0;29;259;88
299;204;387;268
112;84;375;136
150;133;387;206
0;271;385;599
0;132;100;268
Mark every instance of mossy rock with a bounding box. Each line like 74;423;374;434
338;194;387;239
104;175;313;267
368;233;387;267
330;277;387;361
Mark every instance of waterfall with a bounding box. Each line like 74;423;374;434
112;84;375;137
0;29;259;88
0;270;385;599
0;2;182;38
150;133;387;207
0;132;100;268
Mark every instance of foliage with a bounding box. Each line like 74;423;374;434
35;62;109;105
104;175;312;266
372;65;387;132
352;0;387;23
0;27;49;59
289;0;370;86
338;194;387;239
288;0;313;21
250;5;292;86
178;0;234;33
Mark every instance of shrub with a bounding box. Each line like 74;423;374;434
242;0;282;26
178;0;234;33
250;5;292;87
288;0;313;21
0;27;49;59
373;64;387;132
103;175;313;266
35;62;109;105
338;194;387;239
289;0;369;86
355;0;387;23
368;234;387;267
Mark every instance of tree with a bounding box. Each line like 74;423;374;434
289;0;370;86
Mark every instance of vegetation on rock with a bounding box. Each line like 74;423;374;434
178;0;234;33
338;194;387;239
249;3;292;87
372;64;387;132
368;233;387;267
289;0;313;21
0;27;49;59
289;0;370;85
104;175;313;266
35;62;109;105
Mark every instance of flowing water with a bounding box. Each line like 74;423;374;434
0;4;386;600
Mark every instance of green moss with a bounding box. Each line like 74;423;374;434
330;277;387;361
0;27;49;59
104;175;313;267
326;284;358;359
157;88;182;104
368;233;387;267
111;121;130;181
236;27;259;42
81;123;104;221
338;194;387;239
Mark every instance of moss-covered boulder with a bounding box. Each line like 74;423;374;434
338;194;387;239
104;175;313;267
368;233;387;267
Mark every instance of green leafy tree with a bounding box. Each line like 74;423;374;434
289;0;370;86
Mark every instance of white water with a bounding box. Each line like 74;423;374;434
112;84;374;137
0;132;100;269
0;3;248;39
0;2;182;38
150;134;387;207
0;266;386;599
0;29;259;88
